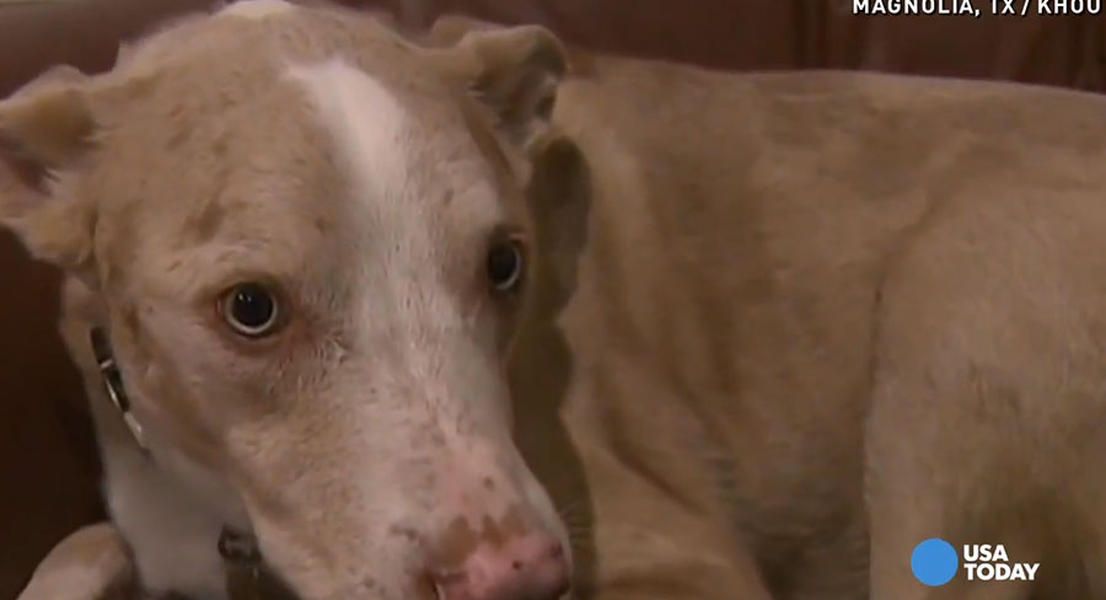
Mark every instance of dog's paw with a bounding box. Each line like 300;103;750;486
17;522;135;600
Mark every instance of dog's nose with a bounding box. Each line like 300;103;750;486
433;534;569;600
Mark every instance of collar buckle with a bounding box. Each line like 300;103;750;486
221;527;266;600
218;527;262;565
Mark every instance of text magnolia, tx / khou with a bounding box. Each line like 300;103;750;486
853;0;1101;15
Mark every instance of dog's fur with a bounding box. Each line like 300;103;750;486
16;523;134;600
6;2;1106;600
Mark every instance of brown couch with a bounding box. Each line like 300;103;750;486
1;1;1103;597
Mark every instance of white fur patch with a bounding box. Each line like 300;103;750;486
220;0;296;20
287;58;413;209
286;58;469;379
105;451;228;599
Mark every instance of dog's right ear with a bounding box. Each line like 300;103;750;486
426;20;567;150
424;15;501;47
0;65;99;272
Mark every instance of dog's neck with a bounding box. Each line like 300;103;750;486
88;328;270;600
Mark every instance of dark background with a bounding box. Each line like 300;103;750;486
1;1;1103;597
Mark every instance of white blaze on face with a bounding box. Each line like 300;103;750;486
286;57;469;385
219;0;297;20
248;58;567;595
282;59;537;546
286;58;412;204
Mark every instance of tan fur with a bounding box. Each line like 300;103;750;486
534;61;1106;599
6;2;1106;600
16;523;135;600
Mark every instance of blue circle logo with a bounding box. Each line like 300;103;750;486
911;538;959;586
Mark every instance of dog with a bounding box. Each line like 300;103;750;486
6;1;1106;599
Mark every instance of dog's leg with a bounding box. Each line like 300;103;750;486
866;368;1037;600
572;438;774;600
865;240;1043;600
17;522;136;600
583;547;773;600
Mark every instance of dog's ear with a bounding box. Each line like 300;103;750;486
0;66;99;272
425;15;501;47
429;21;567;148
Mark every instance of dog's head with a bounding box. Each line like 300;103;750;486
0;2;574;598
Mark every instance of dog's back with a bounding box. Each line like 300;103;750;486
528;54;1106;598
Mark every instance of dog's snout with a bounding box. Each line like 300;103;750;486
379;440;570;600
432;533;569;600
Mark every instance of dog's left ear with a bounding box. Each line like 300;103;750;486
0;66;99;272
430;22;567;148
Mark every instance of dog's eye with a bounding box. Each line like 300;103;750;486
486;239;524;293
221;283;280;338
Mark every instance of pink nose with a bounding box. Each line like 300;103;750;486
434;534;570;600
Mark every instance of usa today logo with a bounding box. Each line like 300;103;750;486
911;538;1040;586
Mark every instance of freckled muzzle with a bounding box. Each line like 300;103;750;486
429;531;570;600
275;504;572;600
419;455;572;600
239;439;572;600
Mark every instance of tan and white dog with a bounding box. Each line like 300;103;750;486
6;1;1106;600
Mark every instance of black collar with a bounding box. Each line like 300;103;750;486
90;327;147;451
